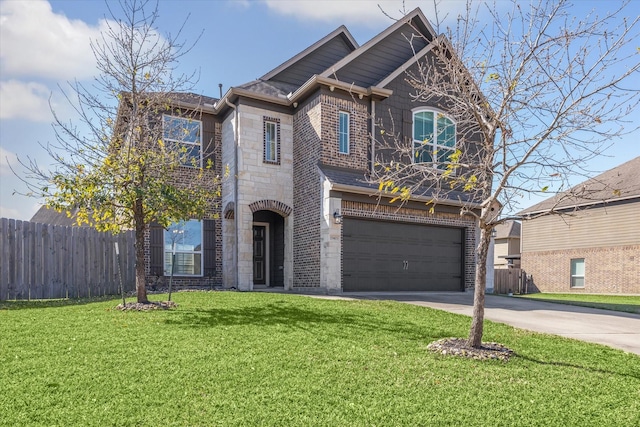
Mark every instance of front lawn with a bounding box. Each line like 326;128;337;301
1;292;639;426
516;293;640;314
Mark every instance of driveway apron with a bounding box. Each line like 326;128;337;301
339;292;640;355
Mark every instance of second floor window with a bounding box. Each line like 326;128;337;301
339;111;350;154
163;115;202;167
263;118;280;164
413;110;456;170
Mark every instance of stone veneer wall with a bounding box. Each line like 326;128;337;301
143;116;223;288
522;245;640;294
234;105;294;289
341;201;478;289
293;97;323;287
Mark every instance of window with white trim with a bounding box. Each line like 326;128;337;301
264;120;278;163
339;111;350;154
164;220;203;276
570;258;585;288
162;115;202;167
413;110;456;170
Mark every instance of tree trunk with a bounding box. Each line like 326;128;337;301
468;224;491;348
134;200;149;303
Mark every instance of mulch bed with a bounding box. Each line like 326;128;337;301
115;301;178;311
427;338;515;361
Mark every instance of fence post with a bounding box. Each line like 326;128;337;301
0;218;9;300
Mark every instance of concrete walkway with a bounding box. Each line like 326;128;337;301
337;292;640;355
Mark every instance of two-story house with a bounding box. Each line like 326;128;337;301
519;157;640;294
145;8;482;293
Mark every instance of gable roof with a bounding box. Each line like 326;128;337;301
519;156;640;216
260;26;358;87
30;206;84;227
226;8;437;109
320;8;436;87
494;220;521;239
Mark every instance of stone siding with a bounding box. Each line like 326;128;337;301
234;104;294;289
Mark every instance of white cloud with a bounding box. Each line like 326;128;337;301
0;0;108;80
260;0;468;27
0;80;58;122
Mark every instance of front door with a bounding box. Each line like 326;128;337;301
253;224;267;285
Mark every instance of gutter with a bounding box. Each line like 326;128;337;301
518;195;640;218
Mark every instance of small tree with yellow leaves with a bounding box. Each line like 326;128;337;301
18;0;221;303
373;0;639;347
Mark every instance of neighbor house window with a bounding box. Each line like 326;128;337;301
162;115;202;167
164;220;203;276
413;110;456;169
570;258;585;288
339;111;350;154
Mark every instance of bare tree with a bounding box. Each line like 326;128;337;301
373;0;639;347
17;0;220;304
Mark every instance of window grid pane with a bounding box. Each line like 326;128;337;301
265;121;277;162
413;110;456;168
162;115;202;167
339;112;349;154
570;258;585;288
414;111;434;143
164;220;203;276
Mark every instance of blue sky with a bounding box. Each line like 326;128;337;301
1;0;638;220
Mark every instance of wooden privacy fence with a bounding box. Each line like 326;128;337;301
0;218;135;300
493;268;528;295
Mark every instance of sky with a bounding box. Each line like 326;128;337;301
0;0;638;220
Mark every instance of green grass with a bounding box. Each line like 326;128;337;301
1;292;639;426
516;293;640;314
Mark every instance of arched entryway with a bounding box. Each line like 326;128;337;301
249;200;291;288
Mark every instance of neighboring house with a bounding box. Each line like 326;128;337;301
519;157;640;294
141;8;485;293
31;206;85;227
493;221;521;269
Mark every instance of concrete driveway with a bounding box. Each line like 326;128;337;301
340;292;640;355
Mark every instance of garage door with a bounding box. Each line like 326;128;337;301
342;218;464;292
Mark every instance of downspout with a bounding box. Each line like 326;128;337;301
225;98;239;289
370;99;376;173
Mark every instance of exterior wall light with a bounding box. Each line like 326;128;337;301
333;210;343;224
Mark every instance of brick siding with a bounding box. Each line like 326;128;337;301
522;245;640;294
143;115;223;288
293;97;322;287
319;94;369;171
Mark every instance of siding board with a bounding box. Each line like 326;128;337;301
522;203;640;252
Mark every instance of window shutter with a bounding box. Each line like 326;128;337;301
203;219;216;277
149;222;164;276
402;109;413;144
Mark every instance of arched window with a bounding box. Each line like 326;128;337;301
412;109;456;170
